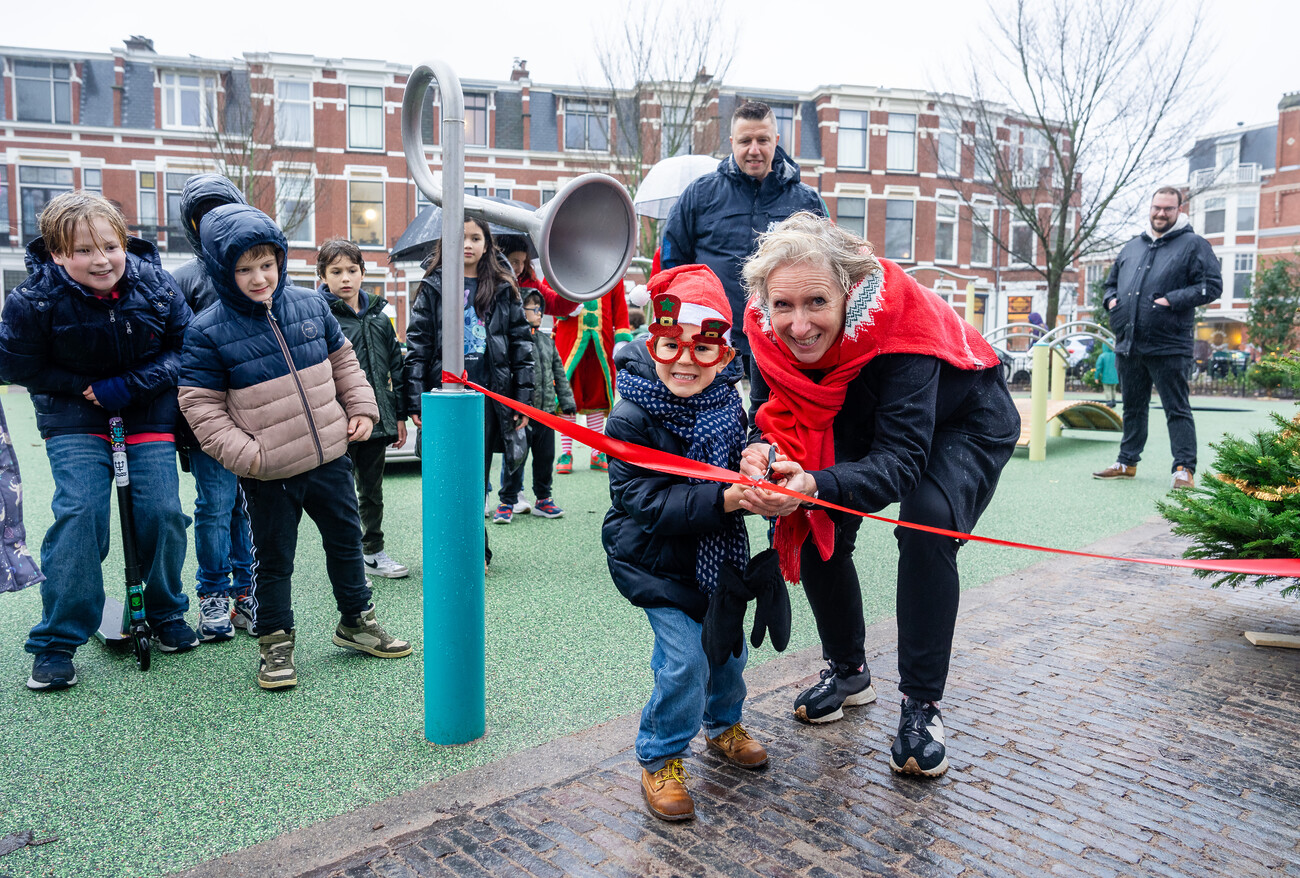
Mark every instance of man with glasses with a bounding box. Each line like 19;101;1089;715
1093;186;1222;490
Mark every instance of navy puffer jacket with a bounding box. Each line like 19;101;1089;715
170;174;247;316
661;146;824;355
177;205;377;480
0;236;190;439
1102;219;1223;357
602;343;746;623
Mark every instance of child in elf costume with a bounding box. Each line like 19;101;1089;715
536;280;633;473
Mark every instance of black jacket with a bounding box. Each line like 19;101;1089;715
661;147;824;354
1103;219;1222;357
404;269;533;448
324;288;407;441
749;353;1020;535
170;174;247;316
0;237;191;439
603;344;746;623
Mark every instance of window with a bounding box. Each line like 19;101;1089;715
772;103;795;150
349;179;384;247
539;183;556;205
935;199;958;263
161;72;218;130
661;101;692;159
464;93;489;147
836;197;866;238
165;173;197;252
970;204;993;266
1234;253;1254;299
1018;127;1049;176
884;199;914;261
0;167;9;246
15;61;72;124
1085;263;1110;288
277;172;314;245
1237;203;1256;233
348;86;384;150
837;110;868;168
82;169;102;195
1010;221;1034;265
276;81;312;146
1215;141;1239;170
138;171;158;234
974;130;996;182
937;114;960;177
886;113;916;172
495;187;512;200
18;166;74;242
1203;197;1225;235
564;99;609;151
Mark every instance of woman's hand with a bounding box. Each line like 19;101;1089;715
739;443;773;481
739;460;816;517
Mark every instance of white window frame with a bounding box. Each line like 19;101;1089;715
161;71;219;131
137;170;158;233
837;109;869;169
14;60;73;124
563;98;609;152
464;92;490;147
348;85;385;151
934;197;959;264
970;202;994;267
937;113;961;178
275;80;313;147
1202;196;1226;236
17;164;75;241
1236;202;1256;233
884;198;915;262
276;167;315;246
349;176;385;248
1010;218;1035;267
1233;252;1255;299
886;113;917;173
660;99;693;160
835;194;867;239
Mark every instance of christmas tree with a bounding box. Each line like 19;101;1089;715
1158;354;1300;597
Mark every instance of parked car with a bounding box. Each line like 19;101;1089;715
1209;349;1250;377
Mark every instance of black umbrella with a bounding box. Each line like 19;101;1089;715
389;197;538;263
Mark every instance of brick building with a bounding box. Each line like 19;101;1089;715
1;38;1079;337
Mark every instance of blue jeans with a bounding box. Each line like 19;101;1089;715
189;447;254;597
636;606;747;772
27;435;189;655
1116;353;1197;472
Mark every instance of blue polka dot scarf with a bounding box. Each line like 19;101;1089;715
616;367;750;594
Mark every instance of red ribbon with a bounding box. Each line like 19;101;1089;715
442;371;1300;579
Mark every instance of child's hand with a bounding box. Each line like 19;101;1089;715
740;460;813;518
348;416;373;443
392;420;407;449
514;414;530;430
410;414;422;428
82;386;101;407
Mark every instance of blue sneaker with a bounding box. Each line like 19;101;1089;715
27;652;78;691
155;618;200;653
492;503;513;524
198;595;235;642
530;498;565;518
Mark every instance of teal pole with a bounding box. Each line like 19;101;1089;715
422;389;485;745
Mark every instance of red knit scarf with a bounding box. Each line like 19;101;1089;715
745;258;1001;583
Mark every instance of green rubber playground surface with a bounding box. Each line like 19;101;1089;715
0;389;1294;877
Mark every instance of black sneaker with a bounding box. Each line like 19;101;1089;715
890;697;949;777
27;651;78;691
793;661;876;724
155;618;200;653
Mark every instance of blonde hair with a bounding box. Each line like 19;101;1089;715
742;211;879;307
39;190;129;256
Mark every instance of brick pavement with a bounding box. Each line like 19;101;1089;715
178;519;1300;878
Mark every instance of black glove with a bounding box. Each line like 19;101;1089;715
747;549;791;652
561;405;577;416
701;562;750;667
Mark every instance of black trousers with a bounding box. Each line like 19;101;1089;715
499;424;557;504
240;455;372;636
801;474;960;703
1116;353;1197;472
346;436;389;555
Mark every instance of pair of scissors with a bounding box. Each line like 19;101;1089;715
761;444;781;484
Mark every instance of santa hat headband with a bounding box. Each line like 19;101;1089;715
645;263;732;344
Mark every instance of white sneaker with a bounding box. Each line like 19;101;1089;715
484;496;493;518
512;498;532;514
198;595;235;642
363;551;410;579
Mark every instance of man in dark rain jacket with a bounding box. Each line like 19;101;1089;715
661;100;824;380
1092;186;1222;490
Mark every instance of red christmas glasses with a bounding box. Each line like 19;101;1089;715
647;335;730;368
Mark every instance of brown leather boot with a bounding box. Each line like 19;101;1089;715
706;723;769;769
641;759;695;821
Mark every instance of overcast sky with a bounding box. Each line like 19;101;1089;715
5;0;1294;142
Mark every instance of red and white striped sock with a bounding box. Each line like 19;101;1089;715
560;415;577;456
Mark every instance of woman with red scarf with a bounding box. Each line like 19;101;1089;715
736;213;1019;778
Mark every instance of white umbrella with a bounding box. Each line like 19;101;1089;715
633;154;721;219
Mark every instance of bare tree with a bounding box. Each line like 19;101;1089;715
937;0;1210;327
584;0;738;259
203;72;331;248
